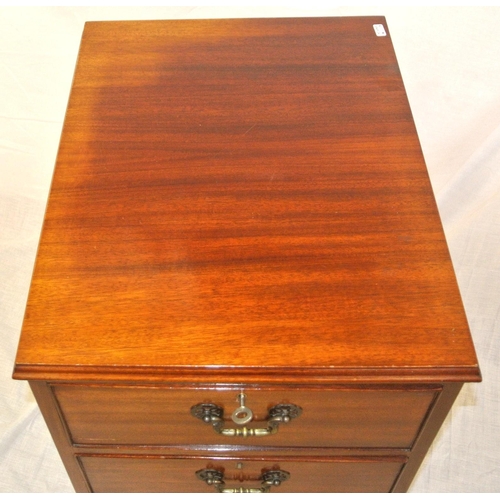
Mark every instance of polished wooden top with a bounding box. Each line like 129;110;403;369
14;17;480;383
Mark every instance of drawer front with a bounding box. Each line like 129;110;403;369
53;385;438;448
79;454;406;493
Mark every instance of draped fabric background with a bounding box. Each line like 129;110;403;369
1;6;499;493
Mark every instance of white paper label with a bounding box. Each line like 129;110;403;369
373;24;387;37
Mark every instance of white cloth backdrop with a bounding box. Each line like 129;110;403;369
1;6;499;493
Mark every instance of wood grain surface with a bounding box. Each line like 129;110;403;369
52;384;438;448
79;454;406;493
14;17;480;382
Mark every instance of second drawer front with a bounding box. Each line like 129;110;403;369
79;454;407;493
53;385;438;448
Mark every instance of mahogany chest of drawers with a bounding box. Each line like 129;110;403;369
13;17;480;492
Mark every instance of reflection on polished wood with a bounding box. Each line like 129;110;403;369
14;17;480;492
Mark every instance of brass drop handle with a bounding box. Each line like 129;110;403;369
196;468;290;493
190;393;302;437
